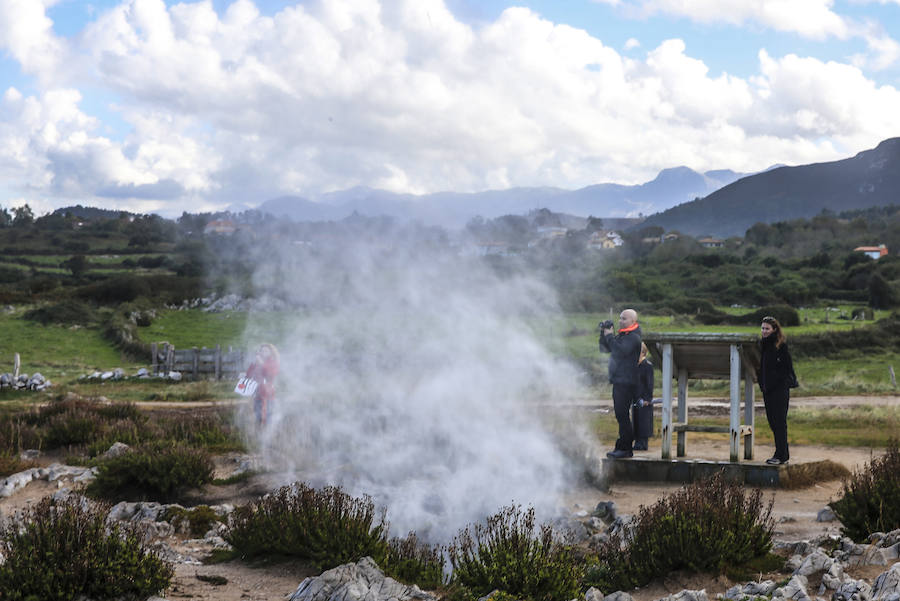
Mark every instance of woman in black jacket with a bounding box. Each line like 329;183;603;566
632;342;654;451
758;316;795;465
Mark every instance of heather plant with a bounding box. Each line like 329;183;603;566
830;440;900;541
446;505;582;601
224;482;443;588
586;472;775;592
86;440;214;503
0;397;243;459
0;495;172;601
162;504;223;537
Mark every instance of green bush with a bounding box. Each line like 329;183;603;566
830;440;900;542
447;505;581;601
86;440;214;503
587;472;775;592
22;299;99;325
225;482;443;588
0;495;172;601
162;504;222;537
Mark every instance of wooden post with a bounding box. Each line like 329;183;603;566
192;347;199;380
215;344;222;380
676;366;688;457
743;358;755;460
890;365;897;388
661;343;673;460
13;353;20;380
729;344;741;462
166;344;175;374
151;342;158;374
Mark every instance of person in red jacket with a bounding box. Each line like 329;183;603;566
245;343;280;426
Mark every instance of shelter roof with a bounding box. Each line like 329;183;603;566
642;332;761;381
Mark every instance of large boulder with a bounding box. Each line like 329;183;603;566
288;557;436;601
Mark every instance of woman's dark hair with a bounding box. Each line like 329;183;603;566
761;316;786;348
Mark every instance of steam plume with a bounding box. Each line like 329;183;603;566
242;223;588;541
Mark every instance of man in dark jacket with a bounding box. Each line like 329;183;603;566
599;309;642;458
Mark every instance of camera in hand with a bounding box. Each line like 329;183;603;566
599;319;614;330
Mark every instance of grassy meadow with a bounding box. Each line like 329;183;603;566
0;303;896;450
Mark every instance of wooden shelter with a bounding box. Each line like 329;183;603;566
642;332;761;462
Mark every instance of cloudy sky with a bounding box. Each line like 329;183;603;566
1;0;899;217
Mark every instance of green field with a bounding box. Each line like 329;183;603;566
1;304;897;400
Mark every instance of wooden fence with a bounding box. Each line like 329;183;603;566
150;343;247;380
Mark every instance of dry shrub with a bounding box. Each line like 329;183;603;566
779;459;851;489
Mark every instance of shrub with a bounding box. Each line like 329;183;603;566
587;472;775;592
0;495;172;601
225;482;443;588
86;440;214;503
447;505;581;601
830;440;900;542
162;504;222;537
76;275;151;304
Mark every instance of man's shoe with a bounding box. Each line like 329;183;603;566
765;457;787;465
606;449;633;459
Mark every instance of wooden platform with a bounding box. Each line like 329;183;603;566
601;455;817;487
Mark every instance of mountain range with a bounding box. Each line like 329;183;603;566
258;167;746;228
255;138;899;237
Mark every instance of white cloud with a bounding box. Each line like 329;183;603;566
0;0;69;85
1;0;900;213
631;0;850;39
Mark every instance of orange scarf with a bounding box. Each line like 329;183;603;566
619;322;639;334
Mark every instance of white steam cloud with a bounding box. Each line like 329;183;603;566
241;226;589;541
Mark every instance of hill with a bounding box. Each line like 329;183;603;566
641;138;900;237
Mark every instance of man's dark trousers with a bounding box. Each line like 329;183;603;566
613;383;636;451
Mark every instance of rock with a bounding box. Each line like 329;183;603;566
103;442;131;459
817;507;837;522
833;579;873;601
593;501;617;524
657;591;708;601
288;557;436;601
602;592;633;601
550;516;590;543
585;587;604;601
19;449;40;461
795;550;833;576
872;563;900;601
0;468;40;497
773;574;811;601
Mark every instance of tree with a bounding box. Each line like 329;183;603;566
62;255;89;278
585;216;605;232
868;273;898;308
12;204;34;227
